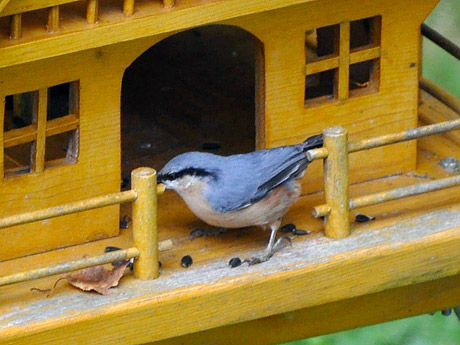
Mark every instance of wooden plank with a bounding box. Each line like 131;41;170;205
1;222;459;345
4;125;37;148
349;45;380;64
9;13;21;40
0;0;11;14
0;94;4;178
31;88;47;173
1;0;79;17
86;0;98;24
45;114;79;137
337;21;350;100
305;56;339;75
153;274;460;345
46;6;59;33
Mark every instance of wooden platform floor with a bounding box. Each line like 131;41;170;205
0;90;459;344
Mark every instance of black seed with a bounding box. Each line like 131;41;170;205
201;142;221;150
105;246;121;253
293;229;310;236
280;223;296;233
441;309;452;316
159;261;162;268
355;213;376;223
229;257;242;268
181;255;193;268
120;215;131;229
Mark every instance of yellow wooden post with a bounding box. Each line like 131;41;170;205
9;14;21;39
32;88;47;173
163;0;175;8
47;6;60;33
86;0;98;24
337;22;350;100
131;167;159;280
323;126;349;238
123;0;135;16
0;95;4;178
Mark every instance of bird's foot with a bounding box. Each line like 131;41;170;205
189;227;228;240
243;236;292;266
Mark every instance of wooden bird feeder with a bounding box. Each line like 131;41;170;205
0;0;459;344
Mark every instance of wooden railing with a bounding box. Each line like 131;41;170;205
0;167;165;286
1;0;176;39
307;117;460;238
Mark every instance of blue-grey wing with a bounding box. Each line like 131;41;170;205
205;145;309;212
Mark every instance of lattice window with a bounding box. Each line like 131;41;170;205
305;16;381;105
1;81;80;177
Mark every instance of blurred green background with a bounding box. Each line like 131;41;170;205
284;1;459;344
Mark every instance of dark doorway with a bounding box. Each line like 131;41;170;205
121;25;264;182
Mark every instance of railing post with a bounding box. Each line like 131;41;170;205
132;167;159;280
323;126;350;238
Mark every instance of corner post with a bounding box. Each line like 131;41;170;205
323;126;350;238
132;167;159;280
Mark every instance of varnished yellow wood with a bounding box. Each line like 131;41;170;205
123;0;135;16
9;13;21;39
0;48;122;260
132;168;159;280
151;275;460;345
0;0;11;14
349;45;380;64
86;0;98;24
337;21;350;100
31;88;47;173
323;126;349;238
4;125;37;148
0;0;78;17
305;56;339;75
162;0;174;9
46;114;79;136
47;6;59;33
0;94;4;178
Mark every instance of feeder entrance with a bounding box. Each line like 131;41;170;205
121;25;264;181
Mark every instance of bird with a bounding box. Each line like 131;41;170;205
157;134;323;264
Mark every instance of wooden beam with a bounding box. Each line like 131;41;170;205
151;274;460;345
31;88;47;173
47;6;60;33
4;114;78;148
9;13;21;40
305;56;339;75
337;21;350;100
0;0;11;14
349;46;380;64
86;0;98;24
0;95;4;178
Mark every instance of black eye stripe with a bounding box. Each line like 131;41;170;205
158;168;215;183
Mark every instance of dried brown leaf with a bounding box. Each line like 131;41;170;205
66;261;129;295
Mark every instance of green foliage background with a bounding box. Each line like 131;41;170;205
285;1;459;344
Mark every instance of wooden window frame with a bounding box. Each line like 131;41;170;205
1;81;80;177
305;16;381;106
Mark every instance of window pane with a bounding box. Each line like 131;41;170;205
47;82;72;120
45;130;78;167
305;24;339;62
305;69;337;104
349;59;380;97
350;16;381;50
4;142;32;177
4;91;37;131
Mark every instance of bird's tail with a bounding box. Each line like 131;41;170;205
302;134;323;151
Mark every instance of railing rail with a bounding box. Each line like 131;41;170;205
308;118;460;238
0;167;164;286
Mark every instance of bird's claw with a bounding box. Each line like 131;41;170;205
243;253;272;266
273;236;292;251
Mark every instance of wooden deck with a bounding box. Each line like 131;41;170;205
0;89;459;344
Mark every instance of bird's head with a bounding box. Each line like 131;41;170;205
157;152;221;193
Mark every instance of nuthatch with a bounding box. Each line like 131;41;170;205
158;134;323;264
